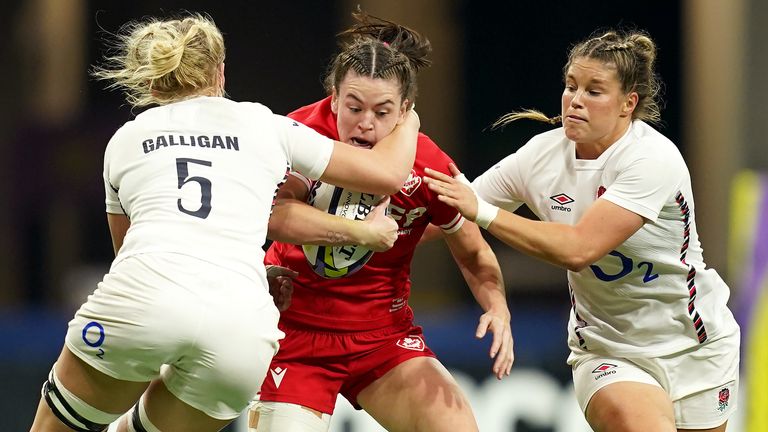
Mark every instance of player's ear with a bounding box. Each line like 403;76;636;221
621;91;638;118
397;98;409;125
331;87;339;114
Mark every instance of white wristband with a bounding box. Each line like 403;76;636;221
453;172;498;229
475;197;499;229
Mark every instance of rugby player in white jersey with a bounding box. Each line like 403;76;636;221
29;12;419;432
425;29;739;432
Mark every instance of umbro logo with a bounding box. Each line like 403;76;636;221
550;193;574;205
270;366;287;388
591;362;618;380
591;363;617;373
550;193;574;212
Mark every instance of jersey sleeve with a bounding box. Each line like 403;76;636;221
274;114;334;180
418;137;465;233
600;146;682;222
430;188;465;234
432;175;465;234
472;152;526;213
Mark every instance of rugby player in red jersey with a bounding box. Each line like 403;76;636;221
250;11;514;432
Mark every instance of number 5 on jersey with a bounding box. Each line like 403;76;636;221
176;158;212;219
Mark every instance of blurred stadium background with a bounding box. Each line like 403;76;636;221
1;1;766;431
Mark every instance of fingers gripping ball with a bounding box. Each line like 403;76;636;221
301;182;382;278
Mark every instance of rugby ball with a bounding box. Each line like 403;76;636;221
302;182;382;278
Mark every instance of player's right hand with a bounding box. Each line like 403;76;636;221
361;196;398;252
424;165;480;222
265;265;298;311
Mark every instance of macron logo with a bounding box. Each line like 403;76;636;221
270;367;287;388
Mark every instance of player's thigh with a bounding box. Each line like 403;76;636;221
571;352;676;432
158;266;282;422
357;356;477;432
30;346;149;432
586;381;676;432
258;326;349;415
65;254;203;384
56;344;150;412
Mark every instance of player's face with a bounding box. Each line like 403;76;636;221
561;57;637;152
331;72;408;148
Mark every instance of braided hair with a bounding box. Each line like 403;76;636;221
324;9;432;104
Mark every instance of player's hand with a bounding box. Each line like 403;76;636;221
265;265;298;311
424;164;479;221
475;307;514;380
361;196;399;252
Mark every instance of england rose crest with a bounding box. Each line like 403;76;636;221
717;388;730;412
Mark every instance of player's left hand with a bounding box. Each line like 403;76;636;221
266;265;299;311
424;164;479;221
475;308;514;380
361;196;399;252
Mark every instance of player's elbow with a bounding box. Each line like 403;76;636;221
561;249;601;272
564;259;588;272
267;209;294;243
555;228;604;271
266;221;286;242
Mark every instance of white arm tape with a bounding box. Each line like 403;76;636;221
475;198;499;229
454;173;498;229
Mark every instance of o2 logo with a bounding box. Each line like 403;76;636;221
589;250;659;283
82;321;106;359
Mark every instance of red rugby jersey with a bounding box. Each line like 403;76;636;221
265;96;463;331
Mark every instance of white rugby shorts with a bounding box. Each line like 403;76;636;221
65;253;284;420
569;330;739;429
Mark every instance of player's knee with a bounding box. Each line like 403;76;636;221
248;401;330;432
40;367;121;431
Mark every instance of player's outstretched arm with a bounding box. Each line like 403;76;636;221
425;164;645;271
443;222;514;380
321;110;419;195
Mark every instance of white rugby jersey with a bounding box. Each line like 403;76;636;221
474;120;739;357
103;96;334;287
